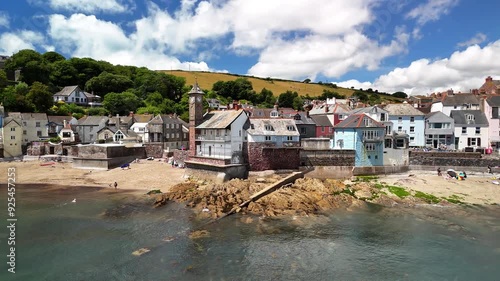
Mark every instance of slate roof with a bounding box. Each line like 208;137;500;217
450;110;488;127
247;119;299;136
77;116;109;126
442;94;480;106
8;112;48;121
310;115;333;127
197;109;246;129
108;116;133;125
47;116;73;125
347;105;388;115
383;103;425;116
486;96;500;107
148;115;163;125
334;114;385;129
133;114;154;123
54;86;97;99
3;117;22;127
425;111;453;122
291;112;316;125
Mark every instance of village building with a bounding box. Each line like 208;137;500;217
309;115;334;138
47;116;78;137
482;96;500;150
383;103;426;147
479;76;500;95
53;86;101;106
8;112;49;145
75;116;109;144
334;114;385;166
144;114;189;150
424;111;455;150
431;92;481;116
130;114;154;143
450;110;489;151
1;117;23;158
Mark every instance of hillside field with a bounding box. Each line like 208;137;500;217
160;70;355;97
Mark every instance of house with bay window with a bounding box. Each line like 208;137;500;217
384;103;425;147
424;111;455;149
333;114;385;167
450;110;488;151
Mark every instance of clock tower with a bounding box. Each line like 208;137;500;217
188;81;204;156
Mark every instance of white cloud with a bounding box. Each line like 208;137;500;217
406;0;459;26
49;0;128;14
248;28;409;80
48;13;212;71
457;33;487;48
0;12;9;28
0;30;45;55
333;40;500;95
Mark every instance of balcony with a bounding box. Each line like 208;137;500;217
363;136;384;142
196;135;231;142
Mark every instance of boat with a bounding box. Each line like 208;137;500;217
40;162;56;166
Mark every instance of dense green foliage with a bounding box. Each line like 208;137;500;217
1;49;189;120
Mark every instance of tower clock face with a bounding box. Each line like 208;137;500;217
196;96;202;102
189;96;195;103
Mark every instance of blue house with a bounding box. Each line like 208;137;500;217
383;103;426;147
334;114;385;167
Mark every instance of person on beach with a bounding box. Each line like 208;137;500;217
488;165;492;174
437;167;442;176
114;182;118;190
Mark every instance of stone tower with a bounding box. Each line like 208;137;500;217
188;81;204;156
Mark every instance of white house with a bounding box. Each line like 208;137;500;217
439;93;480;116
53;86;100;106
247;119;300;147
8;112;49;145
195;109;249;162
450;110;489;151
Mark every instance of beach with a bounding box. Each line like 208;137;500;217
0;160;187;193
1;161;499;205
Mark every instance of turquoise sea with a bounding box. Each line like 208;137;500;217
1;184;500;281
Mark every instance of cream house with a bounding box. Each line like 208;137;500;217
2;117;23;157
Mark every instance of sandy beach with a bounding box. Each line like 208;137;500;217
0;160;187;193
1;160;500;205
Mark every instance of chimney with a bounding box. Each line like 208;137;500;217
324;105;328;113
129;111;134;117
63;120;67;128
486;76;493;82
116;114;120;130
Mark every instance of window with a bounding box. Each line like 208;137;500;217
410;116;415;123
11;136;15;140
398;117;402;123
466;114;474;121
64;97;68;101
385;138;392;148
365;143;375;151
36;122;40;127
63;132;71;138
467;137;481;146
287;125;295;131
76;98;80;103
433;123;442;129
166;124;170;129
72;97;74;102
492;107;499;119
166;133;170;138
300;127;306;134
23;122;26;126
264;125;273;131
23;130;26;135
270;111;279;117
363;130;380;140
265;136;271;141
286;136;293;141
410;126;415;133
176;133;179;138
89;134;94;140
75;91;80;97
462;127;466;134
410;137;415;142
239;130;242;137
139;128;144;132
398;126;403;132
380;113;386;121
363;118;372;127
475;127;480;135
114;131;124;141
37;131;42;137
10;127;15;131
321;127;325;132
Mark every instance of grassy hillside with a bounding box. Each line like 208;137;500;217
161;70;355;98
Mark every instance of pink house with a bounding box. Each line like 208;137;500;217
482;96;500;150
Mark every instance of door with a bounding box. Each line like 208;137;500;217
49;146;55;154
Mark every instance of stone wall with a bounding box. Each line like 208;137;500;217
187;156;229;166
300;149;355;166
144;144;163;158
185;161;248;183
301;138;331;150
409;151;482;159
248;143;301;171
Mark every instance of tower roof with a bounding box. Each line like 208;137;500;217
188;80;203;94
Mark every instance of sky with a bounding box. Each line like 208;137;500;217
0;0;499;96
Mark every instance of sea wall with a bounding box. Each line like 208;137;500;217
300;149;355;166
248;143;301;171
185;161;248;183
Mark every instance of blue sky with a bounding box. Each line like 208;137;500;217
0;0;499;95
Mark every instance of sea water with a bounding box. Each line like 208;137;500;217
0;184;499;281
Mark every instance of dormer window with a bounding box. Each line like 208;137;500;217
264;125;273;131
287;125;295;131
270;111;279;118
363;118;372;127
466;114;474;121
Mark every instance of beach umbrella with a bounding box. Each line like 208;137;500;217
447;170;457;178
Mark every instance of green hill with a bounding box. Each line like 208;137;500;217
160;70;354;98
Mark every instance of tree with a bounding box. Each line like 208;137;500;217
85;71;133;97
42;51;66;63
50;60;78;87
0;70;7;90
4;49;50;85
0;82;33;112
26;82;53;112
212;78;255;101
69;57;106;89
102;91;143;115
392;91;408;99
278;91;298;108
303;78;311;83
352;91;368;103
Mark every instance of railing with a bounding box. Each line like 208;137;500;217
363;136;384;142
196;135;231;141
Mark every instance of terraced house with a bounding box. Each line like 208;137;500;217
384;103;425;147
